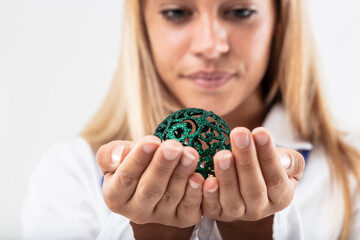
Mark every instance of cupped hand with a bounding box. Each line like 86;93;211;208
202;127;305;222
96;136;204;228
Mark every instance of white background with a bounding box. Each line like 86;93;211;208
1;0;360;238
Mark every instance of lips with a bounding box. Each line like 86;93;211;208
183;71;235;90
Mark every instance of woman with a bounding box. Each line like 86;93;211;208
22;0;360;239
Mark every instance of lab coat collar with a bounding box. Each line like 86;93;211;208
261;103;313;151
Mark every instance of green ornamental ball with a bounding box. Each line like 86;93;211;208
153;108;231;179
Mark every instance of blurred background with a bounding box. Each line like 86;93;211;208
1;0;360;238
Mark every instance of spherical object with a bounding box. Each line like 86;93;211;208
154;108;231;179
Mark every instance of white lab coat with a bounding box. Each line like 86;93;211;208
21;104;360;239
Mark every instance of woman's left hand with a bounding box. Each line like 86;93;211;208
202;127;305;222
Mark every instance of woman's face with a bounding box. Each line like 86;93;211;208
143;0;276;116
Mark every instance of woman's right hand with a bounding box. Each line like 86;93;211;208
96;135;204;228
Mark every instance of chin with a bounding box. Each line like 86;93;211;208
207;106;234;117
182;99;237;117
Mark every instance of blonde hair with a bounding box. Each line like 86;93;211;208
81;0;360;238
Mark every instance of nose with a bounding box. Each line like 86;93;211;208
190;17;230;60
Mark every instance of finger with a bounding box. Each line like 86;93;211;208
105;136;161;203
252;127;291;209
278;148;305;183
96;140;133;175
176;173;204;227
202;176;221;220
155;147;199;213
230;127;268;214
131;140;183;212
214;150;245;220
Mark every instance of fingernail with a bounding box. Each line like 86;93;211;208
143;139;160;154
189;179;200;189
281;153;292;169
111;145;124;167
207;185;218;193
217;152;232;170
254;131;269;146
163;145;182;161
234;131;249;149
181;150;195;167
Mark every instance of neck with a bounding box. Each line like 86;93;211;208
222;87;265;131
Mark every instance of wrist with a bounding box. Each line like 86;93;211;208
216;215;274;240
130;221;195;240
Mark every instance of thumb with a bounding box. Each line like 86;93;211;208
96;140;133;175
278;148;306;182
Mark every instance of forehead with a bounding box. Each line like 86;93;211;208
143;0;265;6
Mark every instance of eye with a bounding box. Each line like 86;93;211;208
160;9;192;22
225;8;257;21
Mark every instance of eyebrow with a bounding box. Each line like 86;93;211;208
153;0;261;4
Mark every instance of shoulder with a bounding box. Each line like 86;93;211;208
42;137;94;161
22;138;110;237
24;137;104;210
40;137;96;170
30;137;102;190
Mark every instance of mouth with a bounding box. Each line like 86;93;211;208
182;71;235;90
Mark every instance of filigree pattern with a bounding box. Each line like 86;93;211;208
154;108;231;179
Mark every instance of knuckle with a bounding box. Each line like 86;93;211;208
261;151;277;164
183;203;199;212
131;153;150;170
182;200;200;212
139;186;163;200
223;205;244;219
171;171;187;183
203;203;220;214
221;180;238;191
154;163;174;176
237;159;257;172
118;169;138;188
246;190;267;204
162;190;180;203
267;174;286;189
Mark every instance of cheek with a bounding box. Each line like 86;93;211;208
252;25;273;68
252;20;275;68
148;26;190;79
227;24;274;102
